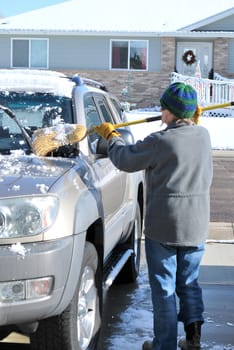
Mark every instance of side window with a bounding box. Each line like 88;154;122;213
84;95;102;152
95;96;115;123
110;97;124;121
97;101;112;122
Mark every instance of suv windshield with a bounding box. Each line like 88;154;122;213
0;92;73;154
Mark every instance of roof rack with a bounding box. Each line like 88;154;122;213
71;74;108;91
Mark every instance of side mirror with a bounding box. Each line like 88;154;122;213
96;128;135;156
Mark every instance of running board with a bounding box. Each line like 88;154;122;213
103;249;133;289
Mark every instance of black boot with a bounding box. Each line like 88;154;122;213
178;321;202;350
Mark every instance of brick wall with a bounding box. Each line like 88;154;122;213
62;37;233;108
62;70;172;108
62;38;175;108
213;38;228;76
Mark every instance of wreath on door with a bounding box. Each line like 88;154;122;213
182;50;196;65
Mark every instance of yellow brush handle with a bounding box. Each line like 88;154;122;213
112;101;234;129
201;101;233;112
113;115;161;128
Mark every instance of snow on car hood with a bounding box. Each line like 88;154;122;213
0;154;75;196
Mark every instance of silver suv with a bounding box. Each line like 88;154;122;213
0;69;144;350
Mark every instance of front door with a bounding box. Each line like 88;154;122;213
176;42;213;78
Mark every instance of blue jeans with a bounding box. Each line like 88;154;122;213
145;237;205;350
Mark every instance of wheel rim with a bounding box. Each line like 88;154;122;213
77;265;97;350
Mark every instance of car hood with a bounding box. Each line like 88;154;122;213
0;154;75;197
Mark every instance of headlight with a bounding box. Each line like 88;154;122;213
0;196;58;238
0;277;54;302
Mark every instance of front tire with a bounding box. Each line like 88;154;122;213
30;242;101;350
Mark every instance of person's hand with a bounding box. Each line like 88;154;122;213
93;122;121;141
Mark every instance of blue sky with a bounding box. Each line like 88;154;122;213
0;0;68;17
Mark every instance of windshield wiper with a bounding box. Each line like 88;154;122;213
0;104;32;150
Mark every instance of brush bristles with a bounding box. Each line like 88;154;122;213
67;125;87;144
32;130;61;156
32;124;87;156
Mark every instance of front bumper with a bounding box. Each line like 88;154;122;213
0;234;85;326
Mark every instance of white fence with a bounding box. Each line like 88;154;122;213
170;72;234;117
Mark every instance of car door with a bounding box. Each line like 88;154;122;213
83;93;126;258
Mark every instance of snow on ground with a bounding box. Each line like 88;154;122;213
125;109;234;150
200;117;234;150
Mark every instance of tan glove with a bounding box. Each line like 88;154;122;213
93;122;121;141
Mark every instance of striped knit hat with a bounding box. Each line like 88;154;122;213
160;82;197;119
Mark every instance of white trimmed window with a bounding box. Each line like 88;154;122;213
111;40;148;70
11;38;48;69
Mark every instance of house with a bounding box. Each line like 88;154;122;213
0;1;233;107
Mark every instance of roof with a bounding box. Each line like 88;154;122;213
179;6;234;31
0;0;172;34
0;0;233;37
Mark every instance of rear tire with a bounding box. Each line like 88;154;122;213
30;242;101;350
116;203;142;283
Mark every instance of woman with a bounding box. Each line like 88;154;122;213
94;82;213;350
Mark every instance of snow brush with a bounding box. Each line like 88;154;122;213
32;101;234;156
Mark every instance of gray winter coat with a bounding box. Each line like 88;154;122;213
108;122;213;246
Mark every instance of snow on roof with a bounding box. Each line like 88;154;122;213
0;0;232;34
0;1;233;35
0;0;167;33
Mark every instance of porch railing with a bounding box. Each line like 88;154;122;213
170;72;234;117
